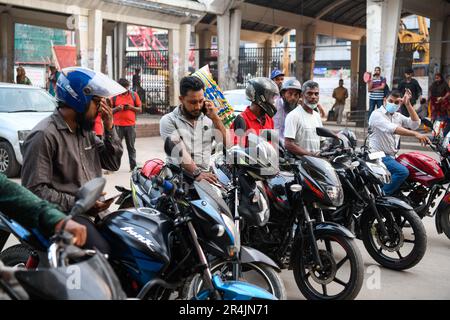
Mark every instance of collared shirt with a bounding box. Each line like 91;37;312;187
369;76;386;100
21;109;123;213
333;86;348;104
112;91;142;126
368;106;420;156
284;105;323;153
160;106;215;171
230;106;274;146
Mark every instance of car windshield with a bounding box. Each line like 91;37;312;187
224;92;248;112
0;87;57;112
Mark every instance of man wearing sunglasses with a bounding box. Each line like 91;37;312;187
21;67;125;254
368;89;431;195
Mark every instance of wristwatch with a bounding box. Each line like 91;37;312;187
192;168;202;179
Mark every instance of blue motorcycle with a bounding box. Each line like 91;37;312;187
1;175;276;300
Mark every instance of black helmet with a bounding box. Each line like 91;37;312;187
338;129;357;149
245;77;280;118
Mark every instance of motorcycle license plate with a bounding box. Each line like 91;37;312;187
368;151;386;160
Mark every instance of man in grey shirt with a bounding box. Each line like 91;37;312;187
160;76;227;184
368;89;430;195
21;67;125;253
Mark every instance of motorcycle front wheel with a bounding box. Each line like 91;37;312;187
292;233;364;300
360;208;427;270
181;260;287;300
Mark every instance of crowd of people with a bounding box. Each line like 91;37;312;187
0;63;448;252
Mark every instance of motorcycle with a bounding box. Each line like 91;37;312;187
213;133;364;300
1;143;277;300
115;147;286;299
395;118;450;239
0;178;126;300
319;127;427;270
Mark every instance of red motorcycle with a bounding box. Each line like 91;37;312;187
396;121;450;239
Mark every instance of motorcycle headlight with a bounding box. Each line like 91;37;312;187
325;185;344;207
221;213;240;257
366;161;391;184
18;130;30;144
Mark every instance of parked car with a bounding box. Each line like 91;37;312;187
224;89;248;115
0;83;56;177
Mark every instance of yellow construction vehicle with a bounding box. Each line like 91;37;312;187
398;15;430;65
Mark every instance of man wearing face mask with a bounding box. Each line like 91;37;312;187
21;67;125;254
284;80;324;157
368;89;431;195
273;79;302;140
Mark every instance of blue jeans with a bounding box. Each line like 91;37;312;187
382;156;409;195
368;99;384;120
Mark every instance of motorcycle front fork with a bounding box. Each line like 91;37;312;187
303;205;324;270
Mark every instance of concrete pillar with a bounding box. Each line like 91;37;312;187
179;24;191;79
88;10;102;72
217;12;230;89
75;15;89;68
199;29;212;49
106;36;113;78
169;28;180;106
442;17;450;77
295;27;304;83
0;12;14;83
116;22;127;79
366;0;403;87
295;25;316;83
228;8;242;90
357;36;367;116
263;39;273;79
429;19;443;78
351;39;361;112
302;24;317;82
283;34;290;77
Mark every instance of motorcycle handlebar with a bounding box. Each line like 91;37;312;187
153;176;175;194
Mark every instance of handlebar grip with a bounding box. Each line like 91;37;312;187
153;176;174;193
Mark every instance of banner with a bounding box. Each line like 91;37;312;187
192;65;235;128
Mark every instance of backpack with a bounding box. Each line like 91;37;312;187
112;91;137;107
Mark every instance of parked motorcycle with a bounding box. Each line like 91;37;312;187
115;147;286;299
395;118;450;239
212;133;364;300
0;178;126;300
319;128;427;270
1;143;277;300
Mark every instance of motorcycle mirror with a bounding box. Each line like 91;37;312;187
316;127;338;139
261;129;279;142
164;137;183;158
421;118;433;129
72;177;106;215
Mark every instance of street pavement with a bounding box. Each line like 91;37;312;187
7;136;450;299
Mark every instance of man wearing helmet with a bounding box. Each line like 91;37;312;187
21;67;125;253
230;77;280;146
273;79;302;140
284;80;324;157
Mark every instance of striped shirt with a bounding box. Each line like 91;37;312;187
369;76;386;100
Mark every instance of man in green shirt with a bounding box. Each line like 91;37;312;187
0;173;86;247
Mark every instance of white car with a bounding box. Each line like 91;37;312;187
0;83;56;177
223;89;249;115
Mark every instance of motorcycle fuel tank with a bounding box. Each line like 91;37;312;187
397;152;444;186
98;208;173;284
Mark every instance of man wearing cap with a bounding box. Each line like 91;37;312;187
273;78;302;140
270;69;285;91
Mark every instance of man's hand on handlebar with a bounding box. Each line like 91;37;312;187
54;219;87;247
195;172;218;184
414;132;432;146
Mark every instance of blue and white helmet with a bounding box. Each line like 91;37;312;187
56;67;126;113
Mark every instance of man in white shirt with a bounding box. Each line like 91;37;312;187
368;89;431;195
284;80;324;157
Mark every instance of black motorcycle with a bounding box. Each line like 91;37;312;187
213;133;364;300
318;127;427;270
0;178;126;300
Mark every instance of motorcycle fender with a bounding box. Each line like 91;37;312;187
313;222;356;239
240;245;281;272
435;195;450;234
375;196;413;211
210;275;277;300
